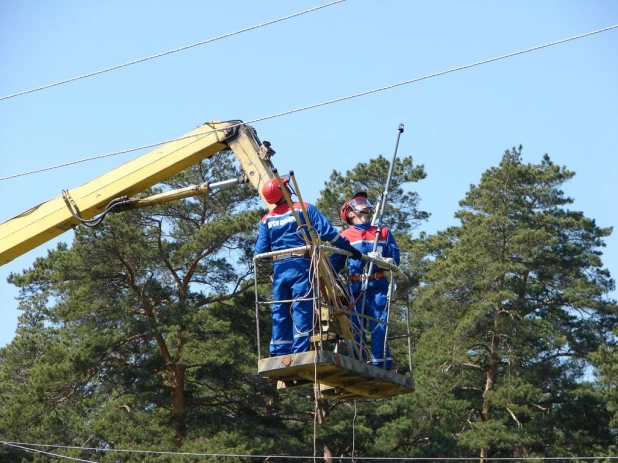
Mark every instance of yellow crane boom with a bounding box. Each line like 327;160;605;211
0;120;275;266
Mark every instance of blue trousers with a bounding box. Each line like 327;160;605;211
270;258;314;356
350;280;392;369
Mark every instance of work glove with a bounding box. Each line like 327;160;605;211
349;248;363;260
368;251;395;267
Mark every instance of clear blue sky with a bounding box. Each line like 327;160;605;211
1;0;617;347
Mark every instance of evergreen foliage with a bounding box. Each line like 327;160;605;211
315;154;429;233
0;152;286;461
411;147;617;459
1;146;616;462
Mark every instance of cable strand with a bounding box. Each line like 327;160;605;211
2;442;618;461
0;0;346;101
1;23;616;182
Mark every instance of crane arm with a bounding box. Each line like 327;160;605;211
0;120;275;266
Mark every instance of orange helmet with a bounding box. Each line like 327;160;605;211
262;177;290;204
340;192;374;224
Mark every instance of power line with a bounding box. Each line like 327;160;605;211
246;23;618;123
0;0;346;102
2;442;92;463
1;22;616;182
2;442;618;461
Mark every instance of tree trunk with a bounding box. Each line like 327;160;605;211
315;395;329;424
170;363;187;439
323;444;333;463
145;297;188;440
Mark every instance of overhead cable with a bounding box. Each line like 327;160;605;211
1;22;616;182
0;0;346;101
2;442;618;461
1;442;93;463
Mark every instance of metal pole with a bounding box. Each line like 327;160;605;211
358;123;404;364
406;288;414;376
382;277;395;369
272;169;312;245
288;170;318;243
254;260;262;360
365;122;404;280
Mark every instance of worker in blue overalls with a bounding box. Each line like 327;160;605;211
255;178;362;356
331;192;400;369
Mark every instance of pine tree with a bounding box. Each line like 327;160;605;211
413;147;618;459
590;327;618;456
0;151;292;461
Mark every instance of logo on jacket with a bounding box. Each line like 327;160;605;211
267;215;296;228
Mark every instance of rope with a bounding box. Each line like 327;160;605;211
308;245;324;463
352;399;358;463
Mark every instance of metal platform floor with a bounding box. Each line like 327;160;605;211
258;350;414;400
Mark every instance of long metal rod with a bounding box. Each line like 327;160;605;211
122;176;245;209
272;169;312;245
254;261;262;360
254;245;311;260
358;123;405;362
288;170;316;242
364;122;404;281
406;288;414;376
382;276;394;369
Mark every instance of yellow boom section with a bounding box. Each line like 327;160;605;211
0;121;275;266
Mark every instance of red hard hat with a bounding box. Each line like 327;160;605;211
262;177;290;204
340;192;373;225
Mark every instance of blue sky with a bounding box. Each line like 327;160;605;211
1;0;617;347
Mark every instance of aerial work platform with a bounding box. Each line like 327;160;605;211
253;175;415;401
258;351;415;400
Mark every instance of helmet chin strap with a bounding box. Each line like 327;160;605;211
358;214;371;224
350;211;371;225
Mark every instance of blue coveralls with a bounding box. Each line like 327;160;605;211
255;202;357;356
330;223;400;369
